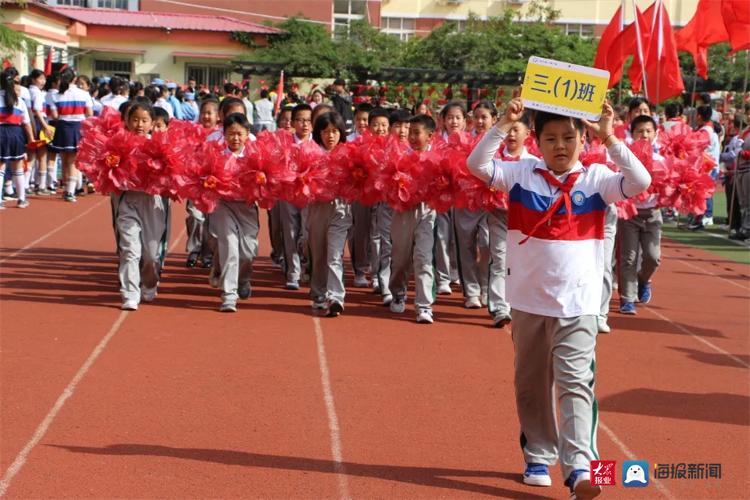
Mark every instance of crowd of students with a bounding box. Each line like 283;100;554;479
2;65;748;499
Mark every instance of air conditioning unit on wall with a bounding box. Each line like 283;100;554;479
507;0;530;5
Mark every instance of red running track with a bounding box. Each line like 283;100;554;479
1;194;748;499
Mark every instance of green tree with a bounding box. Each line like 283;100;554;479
1;0;37;60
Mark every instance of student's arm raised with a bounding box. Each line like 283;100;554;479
466;98;525;190
584;102;651;203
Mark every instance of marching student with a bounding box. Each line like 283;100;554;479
389;114;438;324
307;111;352;316
372;108;411;306
486;105;538;328
618;115;663;315
0;67;34;209
47;68;93;203
185;97;220;268
467;99;650;499
454;101;493;309
348;102;374;288
43;72;61;193
436;101;467;294
114;101;171;311
209;113;260;313
279;103;314;290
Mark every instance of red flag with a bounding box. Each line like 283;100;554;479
627;1;655;94
644;0;685;103
274;70;284;115
44;47;53;76
604;2;652;89
2;59;11;70
676;0;728;79
722;0;750;53
594;5;624;87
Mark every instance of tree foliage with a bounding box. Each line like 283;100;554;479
1;1;37;59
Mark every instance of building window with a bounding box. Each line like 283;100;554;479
333;0;367;39
381;17;416;42
57;0;89;6
93;59;133;78
186;64;229;90
564;23;594;37
98;0;129;8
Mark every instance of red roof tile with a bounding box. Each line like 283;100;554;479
50;6;280;34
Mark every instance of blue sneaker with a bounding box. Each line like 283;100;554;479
638;282;652;304
523;462;552;486
619;301;636;315
566;469;601;499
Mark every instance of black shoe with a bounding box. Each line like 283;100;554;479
238;282;252;300
186;252;199;267
729;231;748;241
201;258;213;269
326;300;344;317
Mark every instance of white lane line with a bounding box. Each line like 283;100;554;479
673;257;749;292
0;198;107;265
0;311;129;498
312;317;351;500
168;228;187;254
0;226;186;498
642;305;749;368
599;422;674;499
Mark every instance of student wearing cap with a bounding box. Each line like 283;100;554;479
181;90;199;122
166;83;184;120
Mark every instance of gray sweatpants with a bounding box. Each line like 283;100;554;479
389;203;436;311
371;202;393;297
268;204;284;264
349;201;372;276
454;208;489;299
487;209;510;316
737;170;750;235
600;204;617;318
185;200;211;260
306;199;352;304
434;209;454;287
279;201;303;282
209;200;260;304
512;309;599;480
113;191;169;303
617;208;662;303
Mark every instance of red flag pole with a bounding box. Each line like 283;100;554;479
633;0;648;99
274;70;284;116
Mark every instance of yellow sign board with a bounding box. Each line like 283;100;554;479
521;57;610;121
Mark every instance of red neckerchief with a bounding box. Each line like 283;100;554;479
519;168;582;245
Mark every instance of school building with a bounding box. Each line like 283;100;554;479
2;0;280;87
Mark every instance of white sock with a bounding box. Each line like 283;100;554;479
37;172;47;191
66;178;77;195
76;173;83;190
24;166;33;190
48;161;58;188
13;171;26;202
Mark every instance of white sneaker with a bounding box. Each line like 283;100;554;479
597;317;611;334
480;293;488;307
464;296;482;309
353;274;369;288
416;309;434;324
382;294;393;306
390;298;406;313
703;216;714;226
437;282;452;295
569;470;601;500
219;301;237;313
121;300;138;311
141;286;158;302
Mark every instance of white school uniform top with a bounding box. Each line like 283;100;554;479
45;89;58;119
29;86;46;119
50;84;93;122
467;127;650;318
101;93;128;111
0;90;31;125
254;98;274;123
207;127;256;144
154;98;174;119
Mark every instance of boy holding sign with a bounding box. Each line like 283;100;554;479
467;96;650;499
